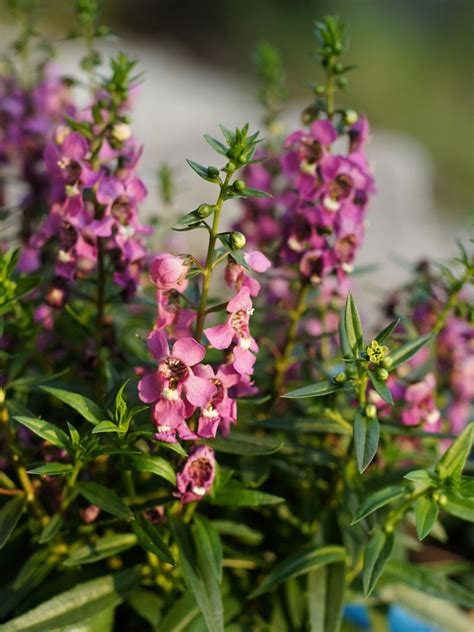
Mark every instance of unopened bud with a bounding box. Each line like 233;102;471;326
207;166;219;178
381;357;393;370
333;372;347;384
384;523;394;534
333;62;344;74
376;368;389;382
197;204;213;219
336;77;348;90
365;404;377;419
0;389;5;405
334;42;343;54
111;122;131;142
344;109;358;125
229;231;246;250
234;179;246;193
438;494;448;506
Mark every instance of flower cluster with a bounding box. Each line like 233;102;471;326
19;55;150;308
138;249;270;445
0;69;74;242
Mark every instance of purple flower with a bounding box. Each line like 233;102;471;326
175;445;216;503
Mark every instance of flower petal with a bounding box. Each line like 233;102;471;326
204;322;235;350
148;329;169;360
185;373;216;407
172;337;206;366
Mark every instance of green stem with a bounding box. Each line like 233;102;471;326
194;172;233;341
95;237;106;396
272;282;310;399
59;460;83;515
326;56;336;118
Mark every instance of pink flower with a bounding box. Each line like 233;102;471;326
193;364;240;437
204;287;258;376
138;330;215;442
149;253;189;292
175;445;216;504
402;373;441;431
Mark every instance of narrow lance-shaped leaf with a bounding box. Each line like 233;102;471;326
193;516;222;582
388;333;433;369
77;482;134;520
363;529;395;596
124;454;176;485
186;159;218;182
415;496;439;540
442;492;474;523
0;568;140;631
282;380;343;399
0;495;26;549
368;370;394;406
352;485;405;525
64;533;137;566
436;422;473;481
14;416;70;449
344;292;364;356
353;411;380;474
40;386;104;425
250;545;346;598
374;318;400;345
132;515;175;565
27;463;73;476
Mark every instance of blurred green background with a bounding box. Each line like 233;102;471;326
1;0;473;217
107;0;473;218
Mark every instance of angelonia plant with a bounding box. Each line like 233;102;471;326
0;7;473;632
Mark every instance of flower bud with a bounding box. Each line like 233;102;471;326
334;42;343;54
344;109;358;125
333;62;344;74
376;368;389;382
333;372;347;384
233;179;246;193
381;357;393;370
229;231;246;250
197;204;213;219
384;523;394;534
314;84;326;96
438;494;448;506
365;404;377;419
336;77;348;89
111;122;131;142
0;389;5;405
207;166;219;178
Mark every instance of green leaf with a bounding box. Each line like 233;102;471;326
204;134;227;156
64;533;137;566
38;514;63;544
172;209;203;231
250;545;346;598
209;432;283;455
415;497;439;540
352;485;405;525
127;588;163;631
0;568;140;631
436;422;473;481
91;421;119;434
459;476;474;497
27;463;73;476
344;292;364;356
353;411;380;474
239;186;272;198
186;159;217;183
308;562;346;632
153;440;187;457
442;491;474;523
374;318;400;345
40;386;104;425
212;520;263;546
404;470;437;486
124;454;176;485
0;495;26;549
159;592;201;631
193;516;222;582
282;380;342;399
77;482;134;520
385;560;474;608
14;417;70;449
132;515;175;565
172;519;224;632
363;529;394;596
368;370;394;405
389;333;433;369
210;481;283;507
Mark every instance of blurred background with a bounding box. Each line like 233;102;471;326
1;0;473;299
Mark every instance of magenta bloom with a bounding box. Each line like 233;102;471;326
150;253;189;292
138;330;215;442
175;445;216;504
204;287;258;376
402;373;441;431
193;364;240;438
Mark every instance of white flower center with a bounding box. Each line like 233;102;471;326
191;486;206;496
203;406;219;419
156;424;172;433
239;338;251;350
162;387;179;401
323;195;340;212
342;263;354;273
426;410;440;425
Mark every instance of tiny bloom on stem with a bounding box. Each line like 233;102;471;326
366;340;389;365
149;253;189;292
194;364;240;437
175;445;216;503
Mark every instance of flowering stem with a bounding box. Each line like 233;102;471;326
326;56;336;118
272;281;310;399
95;237;106;394
194;172;233;341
